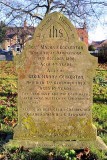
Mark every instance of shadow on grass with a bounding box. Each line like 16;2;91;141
0;130;13;147
0;92;17;97
93;98;107;104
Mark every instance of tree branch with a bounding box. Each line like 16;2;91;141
0;1;43;20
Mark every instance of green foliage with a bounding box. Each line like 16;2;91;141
88;45;95;51
93;69;107;103
93;66;107;145
54;147;76;159
1;147;48;160
29;147;48;160
90;146;106;160
98;45;107;63
0;21;6;43
0;62;17;132
92;103;107;144
0;146;100;160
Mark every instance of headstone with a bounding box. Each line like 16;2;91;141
8;12;107;150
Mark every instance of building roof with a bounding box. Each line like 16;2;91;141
6;26;35;38
91;39;107;49
6;33;16;39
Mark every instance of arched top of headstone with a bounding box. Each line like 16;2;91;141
34;12;79;42
15;12;97;74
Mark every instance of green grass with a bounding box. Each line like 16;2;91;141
93;66;107;144
0;146;102;160
0;62;17;132
92;103;107;144
93;68;107;103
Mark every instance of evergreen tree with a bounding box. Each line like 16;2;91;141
88;45;95;51
0;21;6;44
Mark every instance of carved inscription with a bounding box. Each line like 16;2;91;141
49;26;63;38
19;43;91;119
15;12;97;141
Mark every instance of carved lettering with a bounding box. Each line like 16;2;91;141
49;26;63;38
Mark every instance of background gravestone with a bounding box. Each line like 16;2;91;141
8;12;107;149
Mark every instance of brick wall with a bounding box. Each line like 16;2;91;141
76;28;88;46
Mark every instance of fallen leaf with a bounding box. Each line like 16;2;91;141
0;154;5;159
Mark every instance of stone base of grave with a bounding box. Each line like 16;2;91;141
5;136;107;150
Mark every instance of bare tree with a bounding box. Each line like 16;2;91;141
0;0;107;27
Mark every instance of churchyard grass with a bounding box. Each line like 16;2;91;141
93;66;107;145
0;62;107;159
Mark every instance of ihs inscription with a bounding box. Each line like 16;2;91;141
49;25;63;38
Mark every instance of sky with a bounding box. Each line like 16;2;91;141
88;13;107;43
88;24;107;43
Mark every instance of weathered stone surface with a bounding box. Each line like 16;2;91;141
7;137;107;150
7;12;107;149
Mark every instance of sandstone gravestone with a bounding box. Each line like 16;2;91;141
8;12;107;149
